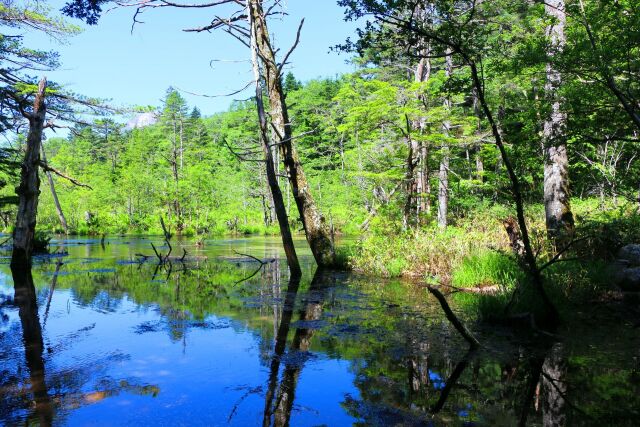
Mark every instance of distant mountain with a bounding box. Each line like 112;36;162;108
126;112;158;130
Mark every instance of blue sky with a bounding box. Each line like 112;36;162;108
29;0;359;117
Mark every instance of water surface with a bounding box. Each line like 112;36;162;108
1;236;638;426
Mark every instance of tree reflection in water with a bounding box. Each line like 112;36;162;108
263;268;334;427
1;240;632;426
2;265;161;426
12;266;54;426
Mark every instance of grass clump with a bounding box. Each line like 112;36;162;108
349;225;509;279
451;251;523;290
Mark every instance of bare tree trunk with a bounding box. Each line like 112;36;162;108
438;52;453;229
418;141;430;216
475;150;484;182
437;149;450;228
403;130;416;230
40;142;68;234
179;118;184;171
543;0;575;242
248;0;336;267
12;77;47;269
471;89;485;183
249;8;301;278
414;55;431;223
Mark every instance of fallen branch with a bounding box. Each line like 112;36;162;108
426;285;480;349
38;161;93;189
232;249;269;265
232;249;274;286
437;283;502;295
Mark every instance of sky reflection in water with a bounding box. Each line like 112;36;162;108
1;236;639;426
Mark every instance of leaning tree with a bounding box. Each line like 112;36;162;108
63;0;337;270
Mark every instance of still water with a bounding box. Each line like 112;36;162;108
1;236;638;426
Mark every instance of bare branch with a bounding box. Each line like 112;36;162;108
38;162;93;189
277;19;304;75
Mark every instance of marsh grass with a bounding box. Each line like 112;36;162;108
349;199;637;322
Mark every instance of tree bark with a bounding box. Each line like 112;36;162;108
403;129;416;229
41;142;69;234
437;147;449;228
12;77;47;269
543;0;575;242
248;0;336;267
248;7;301;278
414;55;431;222
438;52;453;229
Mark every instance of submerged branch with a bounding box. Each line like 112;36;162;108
426;285;480;349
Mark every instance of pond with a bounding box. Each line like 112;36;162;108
1;236;638;426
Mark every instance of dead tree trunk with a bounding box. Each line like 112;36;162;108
12;77;47;270
249;9;301;278
543;0;574;242
248;0;336;268
40;142;69;234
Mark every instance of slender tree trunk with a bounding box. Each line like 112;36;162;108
403;130;416;230
468;61;559;328
475;150;484;182
249;8;301;278
12;77;47;269
248;0;336;267
414;55;431;222
437;148;450;228
472;88;485;183
543;0;575;242
438;52;453;229
419;142;430;216
179;118;184;171
40;142;68;234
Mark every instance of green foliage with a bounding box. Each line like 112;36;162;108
451;251;523;290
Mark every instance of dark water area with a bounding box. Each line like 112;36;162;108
1;236;638;426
